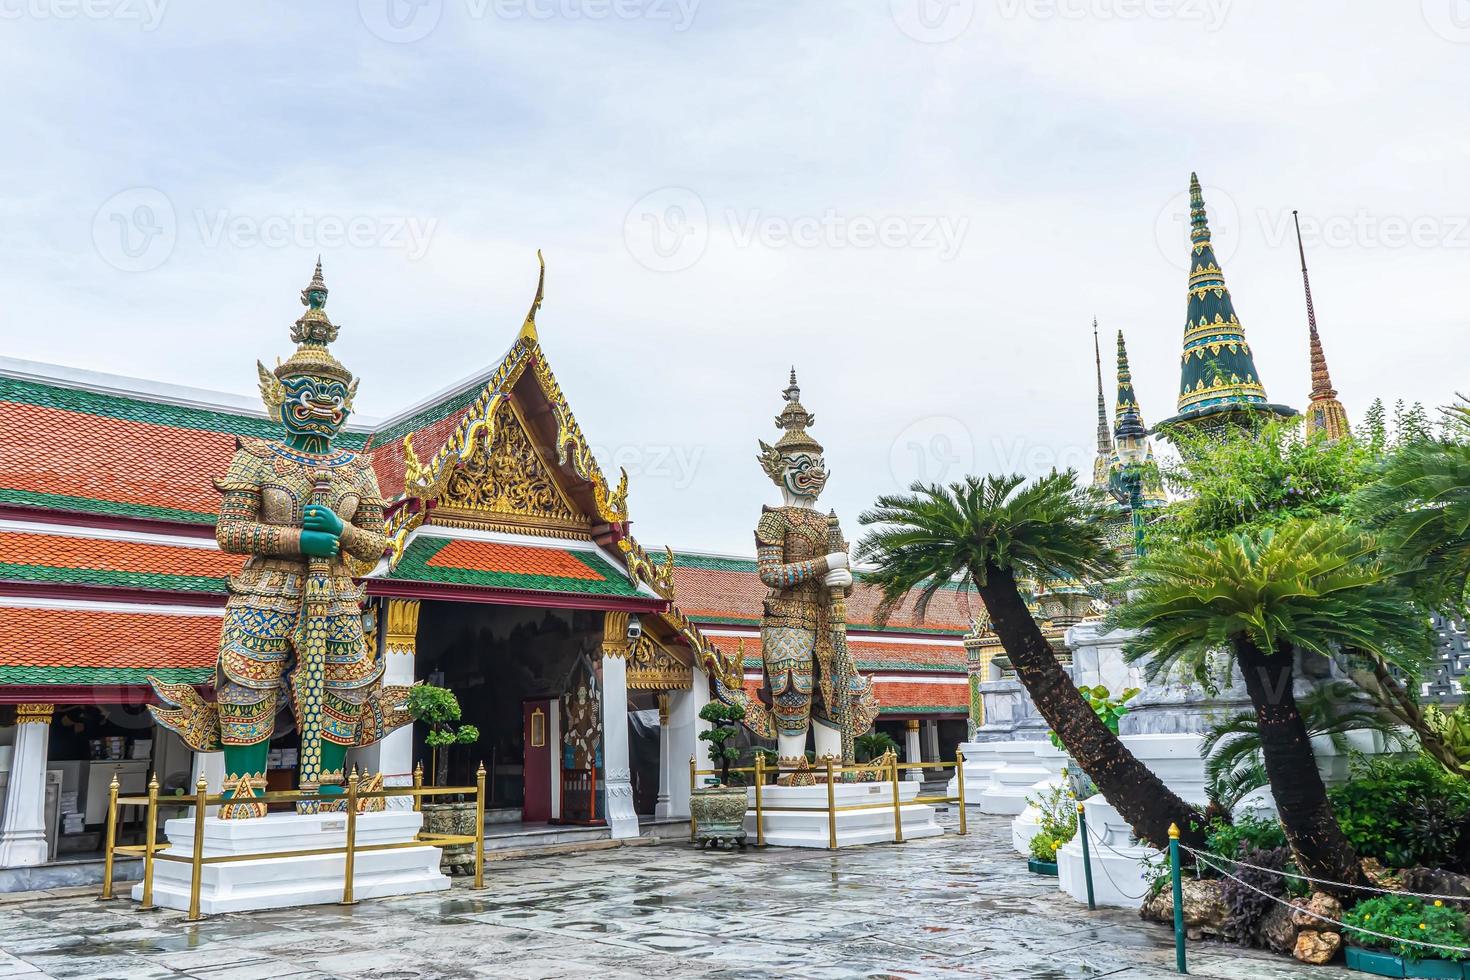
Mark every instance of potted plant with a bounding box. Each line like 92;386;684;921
1024;783;1077;876
1343;895;1470;978
691;701;748;849
407;684;481;875
855;731;901;764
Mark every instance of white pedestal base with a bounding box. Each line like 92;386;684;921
1056;795;1163;909
746;781;943;848
944;742;1006;804
129;810;449;914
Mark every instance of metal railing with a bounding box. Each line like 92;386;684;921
690;751;967;850
99;763;487;921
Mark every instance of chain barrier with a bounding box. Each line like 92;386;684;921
1081;818;1151;902
1181;844;1470;904
1183;846;1470;958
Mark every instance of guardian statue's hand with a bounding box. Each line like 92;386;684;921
824;568;853;589
825;552;849;571
303;504;344;536
300;529;341;559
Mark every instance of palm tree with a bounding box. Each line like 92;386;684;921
1113;519;1431;891
857;471;1204;850
1354;401;1470;611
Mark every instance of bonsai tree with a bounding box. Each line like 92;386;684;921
407;684;480;788
698;701;745;786
855;730;900;764
858;471;1205;850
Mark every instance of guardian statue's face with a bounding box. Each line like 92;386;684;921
279;372;352;443
780;451;827;500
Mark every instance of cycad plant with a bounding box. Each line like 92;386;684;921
858;471;1204;849
1113;519;1431;890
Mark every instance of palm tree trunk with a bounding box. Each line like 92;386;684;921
975;565;1204;850
1233;636;1367;893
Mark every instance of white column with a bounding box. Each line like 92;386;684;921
600;650;639;839
904;720;923;783
381;599;420;810
189;751;225;818
665;665;709;819
0;704;54;868
654;694;673;820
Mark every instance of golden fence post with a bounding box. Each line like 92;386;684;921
753;753;765;849
99;769;119;900
473;761;486;890
889;754;904;844
412;761;423;813
688;755;697;843
956;750;967;836
341;767;359;906
139;772;159;910
825;757;836;851
188;773;207;922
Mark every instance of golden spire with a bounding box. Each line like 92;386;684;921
1293;211;1350;441
519;249;546;343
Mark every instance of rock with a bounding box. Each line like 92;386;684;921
1258;903;1300;955
1402;867;1470;907
1140;878;1229;938
1362;857;1401;891
1293;929;1341;965
1290;892;1344;930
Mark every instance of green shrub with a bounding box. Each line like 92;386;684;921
1329;755;1470;869
1205;812;1288;860
1343;894;1470;962
1026;783;1077;864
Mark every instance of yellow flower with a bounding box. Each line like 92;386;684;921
1436;900;1445;908
1420;923;1428;930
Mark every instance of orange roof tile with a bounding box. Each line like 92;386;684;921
0;606;220;685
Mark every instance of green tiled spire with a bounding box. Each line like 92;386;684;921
1114;330;1146;441
1159;173;1296;430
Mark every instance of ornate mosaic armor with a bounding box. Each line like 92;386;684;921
756;505;832;736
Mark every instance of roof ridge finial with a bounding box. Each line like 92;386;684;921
519;249;546;343
1293;211;1336;400
1093;318;1113;455
783;367;800;404
1188;172;1211;249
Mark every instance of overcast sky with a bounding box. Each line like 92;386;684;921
3;2;1468;554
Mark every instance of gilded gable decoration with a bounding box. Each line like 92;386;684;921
626;633;692;691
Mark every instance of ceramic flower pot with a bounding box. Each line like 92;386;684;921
421;800;478;875
690;785;747;850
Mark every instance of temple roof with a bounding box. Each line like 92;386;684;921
1157;174;1296;431
0;599;220;687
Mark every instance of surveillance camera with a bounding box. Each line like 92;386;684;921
626;614;643;642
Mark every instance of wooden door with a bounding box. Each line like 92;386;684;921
522;699;553;823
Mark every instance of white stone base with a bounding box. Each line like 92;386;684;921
944;742;1006;804
1056;795;1164;909
746;781;943;848
130;810;450;914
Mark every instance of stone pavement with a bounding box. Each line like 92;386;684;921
0;813;1357;979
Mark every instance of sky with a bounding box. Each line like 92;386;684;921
2;2;1468;555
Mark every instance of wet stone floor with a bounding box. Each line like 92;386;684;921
0;813;1358;980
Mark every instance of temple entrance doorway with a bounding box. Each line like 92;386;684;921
413;601;603;818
